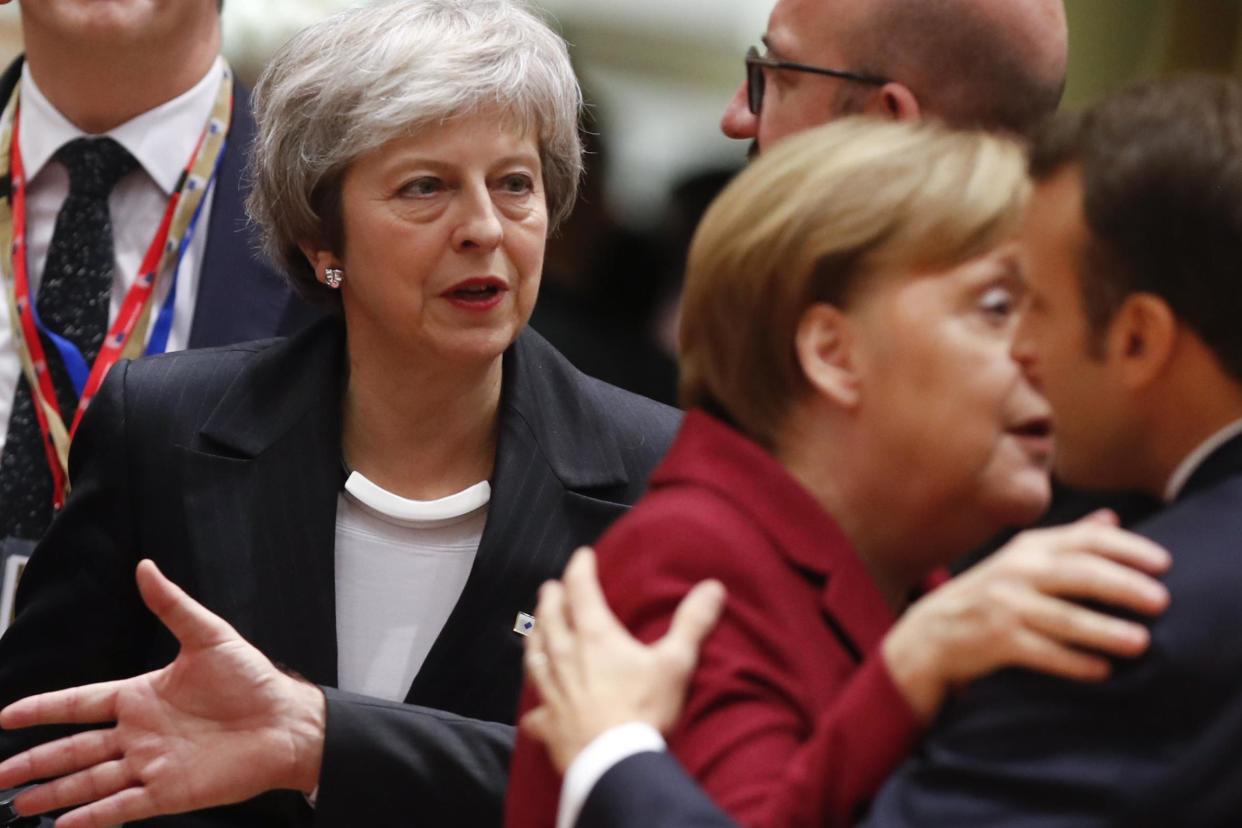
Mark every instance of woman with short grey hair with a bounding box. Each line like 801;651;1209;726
249;0;585;304
0;1;678;825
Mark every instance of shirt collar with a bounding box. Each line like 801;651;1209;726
1163;417;1242;502
19;57;225;195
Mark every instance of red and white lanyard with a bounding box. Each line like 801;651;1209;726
0;67;234;509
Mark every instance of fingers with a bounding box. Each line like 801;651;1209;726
998;525;1171;614
57;787;163;828
518;706;550;743
517;706;576;776
0;729;118;790
1007;627;1112;683
523;627;564;711
1069;524;1172;575
533;579;575;683
561;548;624;638
0;677;129;730
136;559;237;651
1079;508;1119;526
1036;550;1169;616
13;758;133;819
1016;591;1150;659
656;580;725;672
1009;522;1171;578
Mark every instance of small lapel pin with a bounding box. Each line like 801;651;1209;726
513;611;535;637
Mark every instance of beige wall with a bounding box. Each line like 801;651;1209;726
1064;0;1242;107
0;7;20;69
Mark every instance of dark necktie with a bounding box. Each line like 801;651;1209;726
0;136;138;540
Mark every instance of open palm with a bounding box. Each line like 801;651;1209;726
0;560;324;828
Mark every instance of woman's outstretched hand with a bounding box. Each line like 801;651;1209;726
883;510;1172;723
0;560;326;828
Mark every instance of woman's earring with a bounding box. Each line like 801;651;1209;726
323;266;344;289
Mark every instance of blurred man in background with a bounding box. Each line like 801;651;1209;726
0;0;309;546
721;0;1068;152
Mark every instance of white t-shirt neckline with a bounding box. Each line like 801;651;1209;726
343;471;490;525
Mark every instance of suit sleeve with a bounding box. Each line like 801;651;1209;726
577;751;739;828
861;666;1155;827
505;502;921;828
0;361;152;759
311;688;515;825
862;605;1242;825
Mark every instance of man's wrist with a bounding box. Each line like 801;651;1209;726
880;623;943;724
282;677;327;795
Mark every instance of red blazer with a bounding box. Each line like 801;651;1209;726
506;410;925;828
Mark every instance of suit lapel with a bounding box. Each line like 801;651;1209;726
188;82;294;348
179;319;346;686
406;330;632;722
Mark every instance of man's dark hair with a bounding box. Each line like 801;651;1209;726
1029;74;1242;380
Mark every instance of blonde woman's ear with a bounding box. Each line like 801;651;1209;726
794;303;861;409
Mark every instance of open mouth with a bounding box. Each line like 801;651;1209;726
1009;417;1053;439
443;278;508;306
1008;416;1055;462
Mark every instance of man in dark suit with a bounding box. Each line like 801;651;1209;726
0;0;310;545
520;74;1242;828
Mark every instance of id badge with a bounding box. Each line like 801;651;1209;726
0;537;34;636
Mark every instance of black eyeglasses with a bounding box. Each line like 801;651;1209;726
745;46;889;115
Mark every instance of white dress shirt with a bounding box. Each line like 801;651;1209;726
0;58;224;451
334;472;489;702
1163;417;1242;502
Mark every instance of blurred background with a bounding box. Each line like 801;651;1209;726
4;0;1241;403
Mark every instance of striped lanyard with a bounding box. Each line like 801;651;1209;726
0;66;234;509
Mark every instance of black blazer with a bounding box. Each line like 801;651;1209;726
573;435;1242;828
0;317;680;826
0;56;314;347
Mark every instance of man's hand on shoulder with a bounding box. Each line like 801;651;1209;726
519;548;725;773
